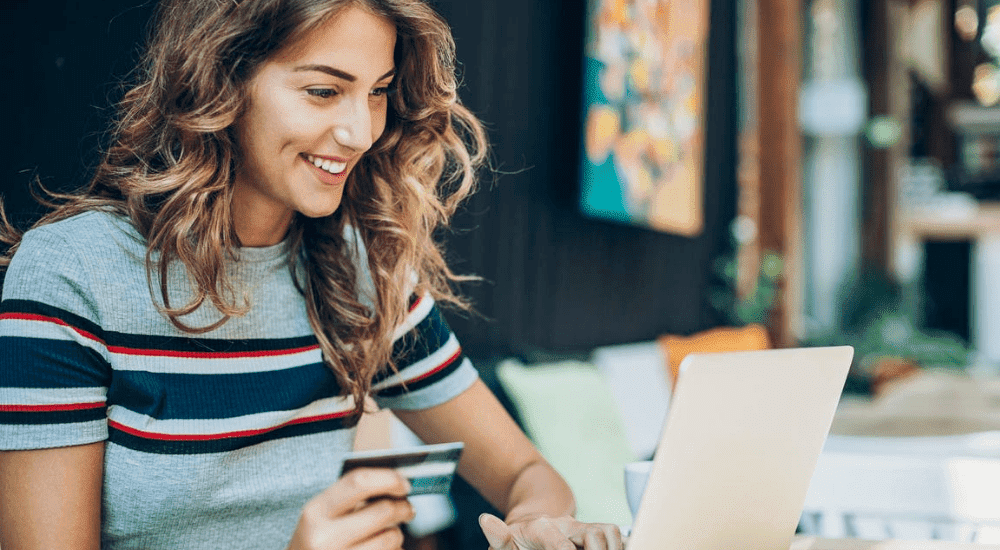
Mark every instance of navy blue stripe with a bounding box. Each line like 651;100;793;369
0;299;319;354
1;299;104;339
105;332;318;354
107;362;343;420
0;337;111;388
0;407;107;425
107;415;359;455
377;354;466;398
375;305;452;384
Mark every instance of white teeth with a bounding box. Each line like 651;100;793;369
306;154;347;175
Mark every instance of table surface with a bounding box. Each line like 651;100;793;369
896;202;1000;241
792;536;1000;549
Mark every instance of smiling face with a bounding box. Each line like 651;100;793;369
231;5;397;246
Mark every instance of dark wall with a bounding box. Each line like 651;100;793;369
0;0;738;358
0;0;154;227
435;0;738;357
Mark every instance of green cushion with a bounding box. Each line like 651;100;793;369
496;359;636;525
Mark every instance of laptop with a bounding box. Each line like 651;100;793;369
627;346;854;549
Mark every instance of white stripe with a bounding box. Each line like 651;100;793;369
108;346;323;374
392;293;435;342
0;318;111;361
107;395;355;436
0;387;107;407
397;461;458;478
373;333;460;391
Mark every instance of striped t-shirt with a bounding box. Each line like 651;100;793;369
0;211;478;549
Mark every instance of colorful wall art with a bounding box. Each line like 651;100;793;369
580;0;709;236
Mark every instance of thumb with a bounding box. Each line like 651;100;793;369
479;513;516;550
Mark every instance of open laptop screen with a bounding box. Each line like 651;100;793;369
627;346;853;550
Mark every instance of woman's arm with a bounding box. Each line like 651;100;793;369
393;379;623;550
394;379;572;517
0;442;105;550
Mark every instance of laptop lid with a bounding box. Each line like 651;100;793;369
627;346;854;550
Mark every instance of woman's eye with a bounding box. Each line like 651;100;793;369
371;86;395;98
307;89;337;99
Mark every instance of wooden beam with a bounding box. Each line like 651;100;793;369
862;0;893;275
736;0;761;302
758;0;804;346
868;0;918;281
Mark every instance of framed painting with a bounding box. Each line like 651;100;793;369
579;0;709;236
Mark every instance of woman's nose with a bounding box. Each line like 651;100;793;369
333;99;374;152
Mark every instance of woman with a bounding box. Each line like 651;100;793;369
0;1;624;549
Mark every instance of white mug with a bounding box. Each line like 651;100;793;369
623;460;653;517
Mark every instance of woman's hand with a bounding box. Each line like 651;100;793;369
478;513;625;550
286;468;415;550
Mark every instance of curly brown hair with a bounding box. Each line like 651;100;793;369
0;0;488;416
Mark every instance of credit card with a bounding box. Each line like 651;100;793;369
339;441;464;496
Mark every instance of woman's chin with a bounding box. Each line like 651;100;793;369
298;202;342;219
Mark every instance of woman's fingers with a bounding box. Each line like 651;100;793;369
582;528;608;550
479;513;516;550
315;468;411;518
289;468;412;550
350;526;407;550
330;497;415;545
569;523;623;550
556;519;625;550
296;521;407;550
524;518;576;550
480;514;626;550
598;524;623;550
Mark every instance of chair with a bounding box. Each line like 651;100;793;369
800;451;1000;543
657;324;771;390
495;358;635;526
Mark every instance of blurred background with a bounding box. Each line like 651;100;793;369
5;0;1000;547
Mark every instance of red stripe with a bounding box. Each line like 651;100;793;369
404;347;462;385
408;295;423;312
107;409;353;441
0;401;104;413
0;313;104;344
106;344;320;359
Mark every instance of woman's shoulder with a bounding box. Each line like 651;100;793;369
25;209;139;240
21;210;144;256
3;211;135;319
7;210;145;298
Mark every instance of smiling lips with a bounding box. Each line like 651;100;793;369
305;153;348;175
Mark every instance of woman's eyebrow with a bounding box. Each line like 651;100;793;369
292;64;396;82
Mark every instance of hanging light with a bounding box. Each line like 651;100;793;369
955;2;980;42
972;62;1000;106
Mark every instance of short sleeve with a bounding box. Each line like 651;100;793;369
0;226;111;450
371;293;478;411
